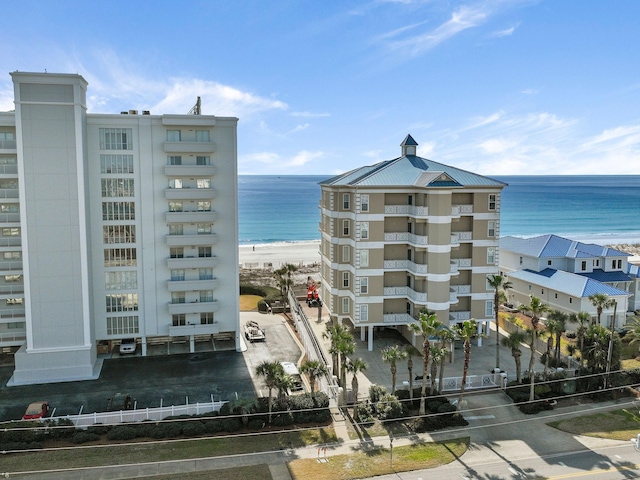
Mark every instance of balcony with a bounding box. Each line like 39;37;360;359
384;205;429;216
0;307;25;319
0;189;19;199
0;330;26;346
383;259;428;275
382;313;414;324
165;211;217;223
167;278;218;292
0;139;16;150
163;141;216;154
167;256;218;269
449;285;471;303
451;258;472;271
0;284;24;295
0;237;21;247
0;261;23;272
449;311;471;323
168;323;220;337
451;204;473;216
383;286;427;303
164;165;216;176
451;232;473;245
164;188;216;200
165;234;217;247
384;232;428;246
167;299;219;315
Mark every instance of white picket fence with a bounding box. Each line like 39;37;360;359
50;399;227;429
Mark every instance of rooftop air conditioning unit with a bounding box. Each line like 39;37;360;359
142;110;150;115
120;111;128;114
129;109;138;115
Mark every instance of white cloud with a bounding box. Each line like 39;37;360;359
291;111;330;118
288;123;311;134
490;24;518;37
520;88;538;95
286;150;324;167
241;152;281;165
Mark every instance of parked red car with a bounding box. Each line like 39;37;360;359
22;401;49;420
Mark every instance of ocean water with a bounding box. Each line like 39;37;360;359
238;175;640;246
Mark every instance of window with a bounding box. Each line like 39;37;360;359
342;272;349;288
488;221;496;237
171;292;185;304
7;322;25;329
342;245;350;263
197;178;211;189
167;130;181;142
198;246;212;258
196;130;210;142
485;301;493;317
519;256;523;265
1;227;19;236
197;201;211;211
100;154;134;174
360;222;369;240
102;202;135;220
0;203;18;213
555;293;558;299
3;251;20;260
169;201;183;212
341;297;349;314
168;224;183;236
343;193;350;210
100;128;132;150
617;259;623;269
172;314;186;326
486;275;493;290
199;268;213;280
196;156;210;165
342;220;350;236
5;274;22;282
548;260;552;266
103;225;136;243
168;155;182;165
581;261;587;270
201;312;214;324
408;195;413;206
104;248;137;266
361;194;369;212
197;224;212;234
171;269;185;281
569;297;573;304
101;178;134;197
360;277;368;294
360;249;369;267
105;271;137;289
487;247;495;264
170;247;184;258
200;290;214;302
359;304;368;322
107;316;139;335
106;293;138;312
169;178;183;189
488;194;496;211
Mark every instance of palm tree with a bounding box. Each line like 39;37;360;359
346;358;368;419
543;327;554;379
571;311;591;365
323;322;352;379
429;347;446;395
583;324;610;372
589;293;615;326
453;319;477;408
404;345;421;401
487;275;512;369
547;310;568;363
273;263;298;305
274;373;295;410
438;328;455;394
519;295;550;401
336;334;355;405
256;360;285;423
381;344;407;395
299;360;328;394
501;330;527;383
408;311;443;415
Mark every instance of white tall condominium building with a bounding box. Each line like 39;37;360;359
0;72;240;385
319;135;506;350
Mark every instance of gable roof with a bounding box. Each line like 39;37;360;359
320;137;506;188
500;234;631;259
507;268;630;298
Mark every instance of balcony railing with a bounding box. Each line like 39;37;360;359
165;233;217;247
383;259;428;275
168;323;220;337
449;311;471;323
384;205;429;216
384;232;428;245
167;278;218;292
166;256;218;269
0;140;16;149
451;204;473;216
167;300;219;315
164;188;216;200
383;286;427;303
451;258;472;269
451;231;473;244
382;313;414;324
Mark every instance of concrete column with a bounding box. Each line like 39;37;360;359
189;335;195;353
368;326;374;351
476;321;483;347
360;326;366;342
141;337;147;356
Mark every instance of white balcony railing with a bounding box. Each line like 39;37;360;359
382;313;414;324
451;204;473;216
383;286;427;303
451;231;473;244
384;232;428;245
384;205;429;216
449;311;471;322
383;259;428;275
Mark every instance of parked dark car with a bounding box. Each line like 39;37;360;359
107;393;134;411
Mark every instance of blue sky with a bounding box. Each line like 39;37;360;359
2;0;639;176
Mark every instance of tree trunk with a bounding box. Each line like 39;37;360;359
457;340;471;408
430;358;438;395
528;333;537;402
514;350;522;383
419;341;430;416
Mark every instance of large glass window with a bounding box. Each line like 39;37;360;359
343;193;350;210
197;201;211;211
172;314;186;326
105;271;138;290
199;268;213;280
106;293;138;312
361;194;369;212
168;224;183;235
360;277;368;294
100;128;133;150
100;154;134;173
342;245;350;263
167;130;181;142
104;248;137;267
342;272;349;288
360;304;368;322
1;227;19;236
360;222;369;240
170;247;184;258
103;225;136;243
198;246;212;258
101;178;134;197
171;269;185;281
171;292;185;304
168;155;182;165
201;312;214;324
169;201;183;212
196;156;210;165
102;202;135;220
0;203;18;213
196;130;210;142
197;224;212;234
359;249;369;268
342;220;350;236
488;221;496;237
200;290;214;302
485;301;493;317
196;178;211;189
107;316;139;335
169;178;183;189
487;247;495;264
488;194;497;211
341;297;349;314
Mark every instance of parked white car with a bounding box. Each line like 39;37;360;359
119;338;137;354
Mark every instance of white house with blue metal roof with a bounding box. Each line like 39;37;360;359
319;135;506;351
499;234;634;328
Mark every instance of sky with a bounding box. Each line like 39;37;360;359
1;0;639;176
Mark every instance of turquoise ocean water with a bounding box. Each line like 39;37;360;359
238;175;640;246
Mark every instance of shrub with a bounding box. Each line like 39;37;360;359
271;412;294;427
107;426;138;441
369;384;387;404
71;432;100;444
354;401;374;425
221;417;242;432
376;394;404;420
182;420;206;437
240;284;268;296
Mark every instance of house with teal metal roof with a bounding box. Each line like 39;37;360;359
318;135;506;353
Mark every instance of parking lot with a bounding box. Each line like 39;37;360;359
0;312;302;423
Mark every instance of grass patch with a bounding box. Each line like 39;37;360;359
2;428;337;473
147;465;271;479
346;418;412;440
240;294;263;311
288;437;469;480
549;408;640;441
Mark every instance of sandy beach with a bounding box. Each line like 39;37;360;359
239;241;321;269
